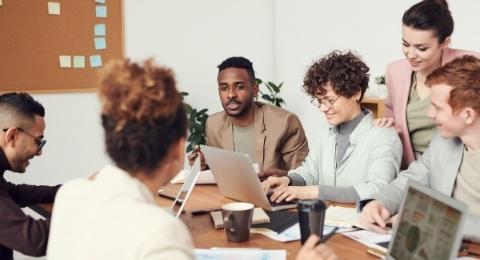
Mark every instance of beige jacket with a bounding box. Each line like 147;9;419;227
206;102;308;172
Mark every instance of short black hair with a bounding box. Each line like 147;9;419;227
0;92;45;120
217;56;256;85
403;0;453;43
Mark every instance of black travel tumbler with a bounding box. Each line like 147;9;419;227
297;199;327;244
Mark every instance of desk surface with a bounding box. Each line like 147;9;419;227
157;184;377;260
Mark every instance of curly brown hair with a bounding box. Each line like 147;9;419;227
99;59;187;175
303;50;370;100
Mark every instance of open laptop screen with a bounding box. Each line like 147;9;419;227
389;181;466;260
171;158;201;218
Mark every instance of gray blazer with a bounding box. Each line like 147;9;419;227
289;111;402;199
369;134;464;214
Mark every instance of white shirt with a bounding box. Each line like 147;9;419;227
47;165;194;260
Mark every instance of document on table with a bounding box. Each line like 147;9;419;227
251;223;348;242
342;229;391;248
195;248;286;260
325;205;363;228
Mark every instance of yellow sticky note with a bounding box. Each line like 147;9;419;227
48;2;60;15
73;56;85;68
59;55;71;68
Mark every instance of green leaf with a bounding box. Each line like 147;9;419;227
268;82;279;93
262;94;273;102
265;84;274;94
184;103;193;114
197;108;208;115
255;78;263;85
186;142;194;153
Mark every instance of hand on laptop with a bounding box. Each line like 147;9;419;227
187;145;208;171
296;235;338;260
261;176;290;193
270;185;318;203
359;200;392;234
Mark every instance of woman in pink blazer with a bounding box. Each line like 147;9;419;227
378;0;480;168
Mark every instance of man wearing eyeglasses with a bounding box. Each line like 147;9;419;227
0;92;60;260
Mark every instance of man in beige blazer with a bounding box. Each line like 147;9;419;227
359;56;480;233
189;57;308;177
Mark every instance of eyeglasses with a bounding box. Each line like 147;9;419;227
2;127;47;151
310;96;340;109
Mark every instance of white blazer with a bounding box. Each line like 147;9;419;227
289;112;402;199
47;165;194;260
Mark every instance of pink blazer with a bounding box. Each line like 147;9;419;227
385;48;480;168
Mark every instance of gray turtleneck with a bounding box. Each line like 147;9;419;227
289;110;367;203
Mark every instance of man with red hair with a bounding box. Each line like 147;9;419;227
360;55;480;233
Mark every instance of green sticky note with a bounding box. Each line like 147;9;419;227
90;55;102;68
73;56;85;68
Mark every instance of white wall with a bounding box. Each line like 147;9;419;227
5;0;480;185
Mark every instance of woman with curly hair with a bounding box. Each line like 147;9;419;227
262;51;402;203
47;59;194;259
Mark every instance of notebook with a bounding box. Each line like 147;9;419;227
210;207;270;229
324;205;361;228
252;210;298;233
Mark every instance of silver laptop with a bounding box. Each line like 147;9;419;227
384;180;468;260
200;145;296;211
170;157;201;218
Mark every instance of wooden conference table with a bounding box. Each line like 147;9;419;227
157;184;376;260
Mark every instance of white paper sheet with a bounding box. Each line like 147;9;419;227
342;229;391;247
195;248;285;260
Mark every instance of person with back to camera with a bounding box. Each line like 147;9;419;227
46;59;194;260
262;51;402;204
375;0;480;169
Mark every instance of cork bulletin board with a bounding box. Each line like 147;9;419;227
0;0;124;93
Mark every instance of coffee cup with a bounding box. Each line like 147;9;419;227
297;199;327;244
221;202;254;242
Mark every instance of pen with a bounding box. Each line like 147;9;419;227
316;227;339;245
